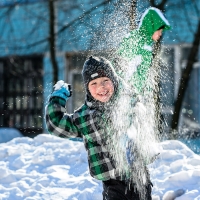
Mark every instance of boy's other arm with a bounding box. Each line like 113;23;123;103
45;81;80;138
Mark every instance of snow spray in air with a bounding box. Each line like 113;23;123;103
90;1;163;199
105;67;161;199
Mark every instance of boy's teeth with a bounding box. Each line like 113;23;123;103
100;92;107;95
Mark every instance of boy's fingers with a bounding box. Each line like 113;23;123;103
68;84;71;91
67;84;72;97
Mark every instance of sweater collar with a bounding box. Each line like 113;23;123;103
85;93;116;112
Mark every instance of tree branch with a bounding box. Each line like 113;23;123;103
149;0;168;10
10;0;111;50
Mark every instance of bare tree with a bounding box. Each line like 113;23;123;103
146;0;168;134
0;0;110;82
49;0;58;84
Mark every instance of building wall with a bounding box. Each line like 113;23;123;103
0;0;199;134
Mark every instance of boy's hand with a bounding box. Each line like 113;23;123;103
122;135;135;166
126;146;135;165
50;80;72;101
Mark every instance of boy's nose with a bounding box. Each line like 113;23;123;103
100;81;105;86
97;82;105;91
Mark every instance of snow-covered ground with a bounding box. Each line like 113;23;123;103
0;129;200;200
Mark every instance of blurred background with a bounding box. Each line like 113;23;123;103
0;0;199;152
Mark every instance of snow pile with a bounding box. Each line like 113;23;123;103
0;134;102;200
149;140;200;200
0;133;199;200
0;128;23;143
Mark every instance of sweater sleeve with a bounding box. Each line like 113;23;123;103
117;30;139;60
45;97;80;138
117;30;153;93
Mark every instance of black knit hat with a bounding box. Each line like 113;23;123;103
82;56;118;91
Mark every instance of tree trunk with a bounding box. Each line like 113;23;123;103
148;1;167;136
129;0;137;31
49;0;58;84
171;21;200;130
152;41;163;134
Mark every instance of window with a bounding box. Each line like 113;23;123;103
160;47;175;106
66;53;86;113
0;56;43;137
160;46;175;126
72;74;85;110
181;46;200;125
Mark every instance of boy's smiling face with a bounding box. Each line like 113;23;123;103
88;77;114;102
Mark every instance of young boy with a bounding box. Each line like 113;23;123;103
46;7;171;200
115;8;171;193
45;56;152;200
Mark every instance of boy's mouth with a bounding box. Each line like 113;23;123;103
98;91;109;96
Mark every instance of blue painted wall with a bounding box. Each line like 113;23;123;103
0;0;198;57
0;0;199;130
